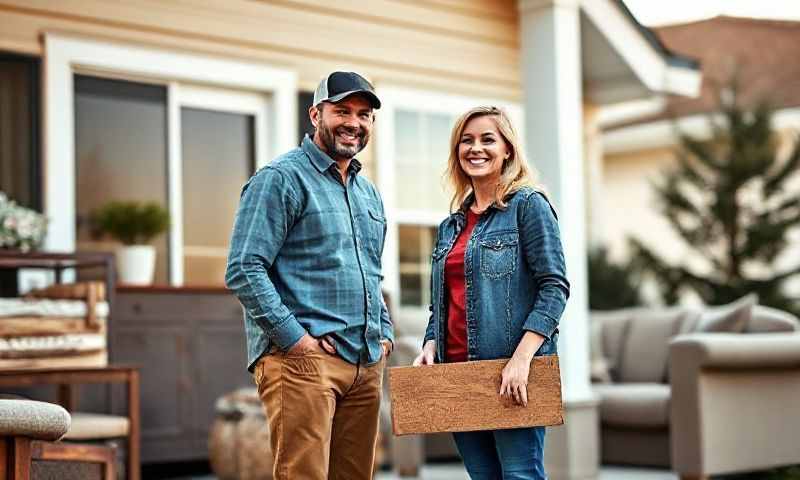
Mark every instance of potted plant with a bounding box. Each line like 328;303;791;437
0;192;48;252
90;201;169;285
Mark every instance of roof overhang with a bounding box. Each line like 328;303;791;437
603;106;800;154
580;0;702;105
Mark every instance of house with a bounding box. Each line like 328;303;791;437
0;1;700;478
599;16;800;300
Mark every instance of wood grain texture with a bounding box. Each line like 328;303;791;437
388;355;563;435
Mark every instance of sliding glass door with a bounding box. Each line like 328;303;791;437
74;76;267;286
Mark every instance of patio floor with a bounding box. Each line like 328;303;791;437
374;465;678;480
168;464;678;479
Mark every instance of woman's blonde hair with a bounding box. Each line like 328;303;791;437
444;106;541;212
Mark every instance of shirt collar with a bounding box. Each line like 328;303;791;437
301;134;362;175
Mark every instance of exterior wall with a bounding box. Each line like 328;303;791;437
0;0;520;181
602;146;690;261
601;128;800;302
0;0;520;100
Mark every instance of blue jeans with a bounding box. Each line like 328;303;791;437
453;427;547;480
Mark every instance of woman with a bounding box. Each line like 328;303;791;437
412;106;570;480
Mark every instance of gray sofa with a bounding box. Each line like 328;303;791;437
591;295;800;479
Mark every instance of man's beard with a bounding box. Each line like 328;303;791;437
318;118;369;159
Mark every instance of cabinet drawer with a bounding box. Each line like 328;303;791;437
115;292;243;322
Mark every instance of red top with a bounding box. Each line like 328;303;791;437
444;209;480;363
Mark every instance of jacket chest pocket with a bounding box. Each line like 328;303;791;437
479;236;518;279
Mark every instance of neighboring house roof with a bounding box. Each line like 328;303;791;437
614;0;700;71
609;15;800;129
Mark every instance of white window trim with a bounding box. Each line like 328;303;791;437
43;33;297;284
169;84;270;285
375;84;522;317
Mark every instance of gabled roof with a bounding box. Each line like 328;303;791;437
611;15;800;128
614;0;699;71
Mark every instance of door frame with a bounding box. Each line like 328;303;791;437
43;33;296;285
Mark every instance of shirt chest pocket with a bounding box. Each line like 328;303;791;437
479;234;518;279
364;209;386;257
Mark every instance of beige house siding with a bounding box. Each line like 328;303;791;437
0;0;520;96
602;147;688;261
0;0;520;179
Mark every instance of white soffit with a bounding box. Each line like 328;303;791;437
580;0;701;101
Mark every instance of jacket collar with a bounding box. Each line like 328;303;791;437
455;191;509;217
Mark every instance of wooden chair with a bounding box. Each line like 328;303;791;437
0;398;116;480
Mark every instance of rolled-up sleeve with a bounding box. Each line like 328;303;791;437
225;168;306;351
520;191;570;340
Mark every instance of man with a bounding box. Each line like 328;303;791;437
225;71;393;480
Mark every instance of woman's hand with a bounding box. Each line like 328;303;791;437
412;340;437;366
499;331;546;406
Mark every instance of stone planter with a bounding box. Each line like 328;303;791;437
209;388;272;480
209;387;386;479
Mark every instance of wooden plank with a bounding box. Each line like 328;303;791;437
0;317;104;336
388;355;563;435
32;440;115;464
0;351;107;371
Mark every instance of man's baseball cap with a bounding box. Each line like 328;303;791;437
313;71;381;109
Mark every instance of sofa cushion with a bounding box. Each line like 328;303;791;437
594;383;671;428
63;412;130;440
618;309;687;383
590;319;612;383
747;305;800;333
592;310;634;381
693;294;756;333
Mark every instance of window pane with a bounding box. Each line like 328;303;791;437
394;110;452;212
0;55;39;210
74;75;168;283
298;91;314;145
398;225;437;307
181;107;254;286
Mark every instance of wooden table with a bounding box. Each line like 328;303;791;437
0;365;140;480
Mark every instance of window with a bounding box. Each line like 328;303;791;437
74;75;170;283
393;109;454;308
73;75;266;286
0;53;40;210
180;108;255;285
298;91;314;144
398;225;437;307
376;86;522;334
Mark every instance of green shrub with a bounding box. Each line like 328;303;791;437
587;245;644;310
90;201;169;245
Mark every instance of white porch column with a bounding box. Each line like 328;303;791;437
518;1;598;479
584;104;607;248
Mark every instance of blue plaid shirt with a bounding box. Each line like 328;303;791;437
226;135;393;371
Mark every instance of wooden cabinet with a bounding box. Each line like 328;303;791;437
113;288;252;464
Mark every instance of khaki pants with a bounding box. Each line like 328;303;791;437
253;349;384;480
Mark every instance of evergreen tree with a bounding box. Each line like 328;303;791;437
587;245;643;310
629;84;800;315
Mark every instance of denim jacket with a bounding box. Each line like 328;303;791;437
423;187;570;362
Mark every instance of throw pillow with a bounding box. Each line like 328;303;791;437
693;294;757;333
